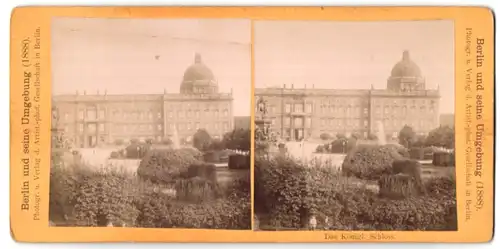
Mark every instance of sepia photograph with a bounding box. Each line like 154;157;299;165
49;17;251;229
253;20;457;231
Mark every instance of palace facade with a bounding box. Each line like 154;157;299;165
52;53;234;148
255;51;441;141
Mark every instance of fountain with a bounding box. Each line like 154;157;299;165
171;124;181;149
376;121;387;145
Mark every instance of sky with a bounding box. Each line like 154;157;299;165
254;20;455;114
51;17;251;116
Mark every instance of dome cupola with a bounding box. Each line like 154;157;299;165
390;50;422;78
387;50;426;92
180;53;218;94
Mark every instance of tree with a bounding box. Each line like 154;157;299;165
398;125;416;148
193;129;212;151
223;128;251;151
320;133;331;141
425;125;455;149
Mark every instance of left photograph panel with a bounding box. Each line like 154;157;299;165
49;17;252;229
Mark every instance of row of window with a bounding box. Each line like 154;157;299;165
372;119;436;131
261;103;436;116
373;105;436;116
63;108;230;121
320;119;368;129
167;109;229;119
372;98;436;106
260;103;314;114
269;117;436;131
66;122;231;133
318;118;435;130
316;98;436;106
269;117;312;128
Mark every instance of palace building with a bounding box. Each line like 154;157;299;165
52;53;234;148
255;51;441;141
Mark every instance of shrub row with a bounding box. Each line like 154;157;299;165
433;151;455;167
135;191;250;229
378;174;421;199
341;144;409;181
315;138;357;154
50;150;250;229
136;148;201;184
255;154;457;231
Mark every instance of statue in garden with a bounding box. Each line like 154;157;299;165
256;97;268;120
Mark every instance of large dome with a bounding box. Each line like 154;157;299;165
180;53;218;94
390;50;422;78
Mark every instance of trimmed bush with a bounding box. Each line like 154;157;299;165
167;198;251;229
366;196;457;231
422;147;436;160
70;168;140;227
224;170;250;199
177;147;203;161
228;154;250;169
137;149;201;184
255;152;457;231
109;151;120;159
315;145;326;153
320;133;331;140
175;177;221;203
254;155;309;228
378;174;420;199
425;175;456;198
433;151;453;166
135;187;250;229
391;159;424;193
125;143;150;159
134;190;174;228
409;147;425;160
203;151;220;163
186;163;217;182
49;164;83;223
329;138;349;153
342;144;406;180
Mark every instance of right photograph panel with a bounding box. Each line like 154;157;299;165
253;20;457;231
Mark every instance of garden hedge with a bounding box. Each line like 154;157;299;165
175;176;221;203
255;154;457;231
186;163;217;182
378;174;420;199
228;154;250;170
137;149;202;184
341;144;407;180
51;161;251;229
433;151;453;166
409;147;425;160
